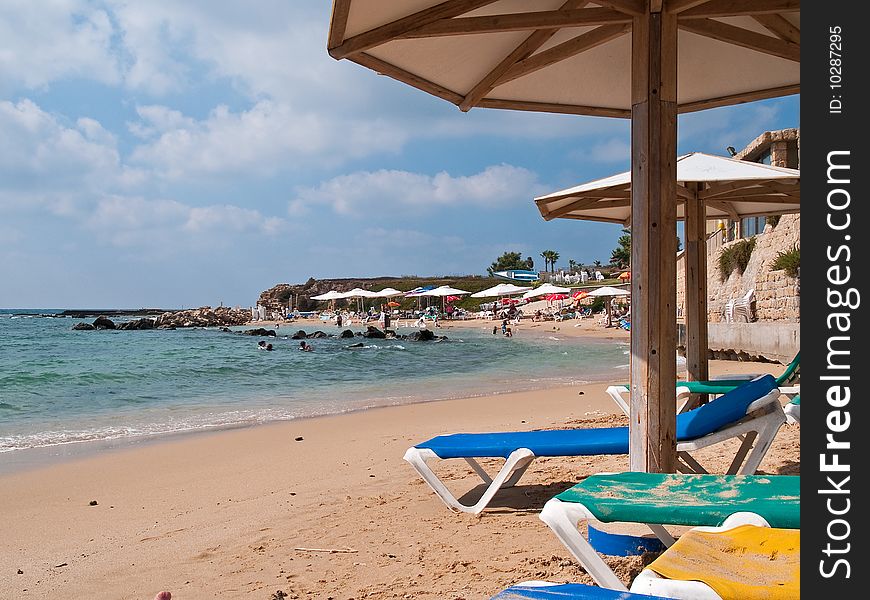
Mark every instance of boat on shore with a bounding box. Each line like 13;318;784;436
493;270;540;283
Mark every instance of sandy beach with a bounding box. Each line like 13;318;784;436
0;337;798;600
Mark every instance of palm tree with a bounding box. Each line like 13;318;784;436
593;259;602;268
549;250;560;273
541;250;559;273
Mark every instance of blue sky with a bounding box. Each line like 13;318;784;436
0;1;799;309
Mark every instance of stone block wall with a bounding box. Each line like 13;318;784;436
677;213;800;323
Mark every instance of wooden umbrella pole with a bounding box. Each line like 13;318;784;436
629;6;677;473
684;182;710;387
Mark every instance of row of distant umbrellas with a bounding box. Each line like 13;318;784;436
311;282;629;304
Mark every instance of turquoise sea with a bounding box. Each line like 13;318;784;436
0;309;631;469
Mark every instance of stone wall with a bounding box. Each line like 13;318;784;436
677;213;800;323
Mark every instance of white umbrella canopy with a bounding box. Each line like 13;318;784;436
522;283;572;299
310;290;346;301
420;285;472;297
535;152;800;225
373;287;406;297
339;287;380;298
470;282;533;297
587;285;630;297
328;2;799;116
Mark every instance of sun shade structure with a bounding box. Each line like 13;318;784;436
310;290;346;301
328;0;801;474
420;285;472;296
327;1;799;116
373;287;406;297
470;282;533;297
536;152;799;385
535;152;800;225
522;283;572;299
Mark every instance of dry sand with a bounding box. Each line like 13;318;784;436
0;343;797;600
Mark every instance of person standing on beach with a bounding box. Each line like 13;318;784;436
384;308;391;331
336;313;343;327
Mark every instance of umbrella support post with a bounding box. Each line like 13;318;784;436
684;183;710;398
628;8;678;474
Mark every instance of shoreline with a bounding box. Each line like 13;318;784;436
0;358;795;599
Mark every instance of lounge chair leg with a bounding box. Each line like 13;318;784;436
646;523;676;547
540;499;628;591
403;447;537;514
727;431;757;475
464;458;493;484
676;451;708;474
736;413;786;474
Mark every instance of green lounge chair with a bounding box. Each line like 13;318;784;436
606;352;800;415
539;472;799;590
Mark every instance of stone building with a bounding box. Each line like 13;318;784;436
676;128;800;362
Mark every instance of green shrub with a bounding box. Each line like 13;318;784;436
767;215;781;228
718;237;756;281
771;245;800;277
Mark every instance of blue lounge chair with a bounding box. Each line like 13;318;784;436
404;376;784;514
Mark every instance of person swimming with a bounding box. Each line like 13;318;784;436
299;341;313;352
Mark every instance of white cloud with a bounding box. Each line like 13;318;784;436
127;100;408;178
0;99;124;191
88;195;287;247
0;0;120;93
291;165;544;217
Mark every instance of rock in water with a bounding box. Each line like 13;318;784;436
72;322;95;331
242;328;276;337
363;326;386;339
339;329;355;338
92;316;116;330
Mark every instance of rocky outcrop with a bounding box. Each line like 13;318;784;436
242;328;277;337
154;307;250;329
339;329;355;338
117;318;156;330
72;322;95;330
362;326;386;339
93;316;116;330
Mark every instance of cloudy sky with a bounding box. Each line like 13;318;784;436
0;1;799;308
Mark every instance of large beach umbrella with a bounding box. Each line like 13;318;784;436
310;290;345;301
522;283;572;299
470;282;533;298
327;0;800;474
339;287;380;312
588;286;630;327
421;285;472;311
374;287;406;298
535;152;800;383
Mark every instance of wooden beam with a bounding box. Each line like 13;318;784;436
678;0;800;18
597;0;647;16
459;0;591;112
498;24;631;86
752;14;800;44
678;19;799;62
401;7;631;39
665;0;713;14
674;184;695;200
327;0;352;50
348;53;465;106
541;196;608;220
329;0;500;59
684;184;709;386
705;199;739;219
475;98;631;118
562;214;628;224
700;179;799;199
678;84;800;113
629;10;678;474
